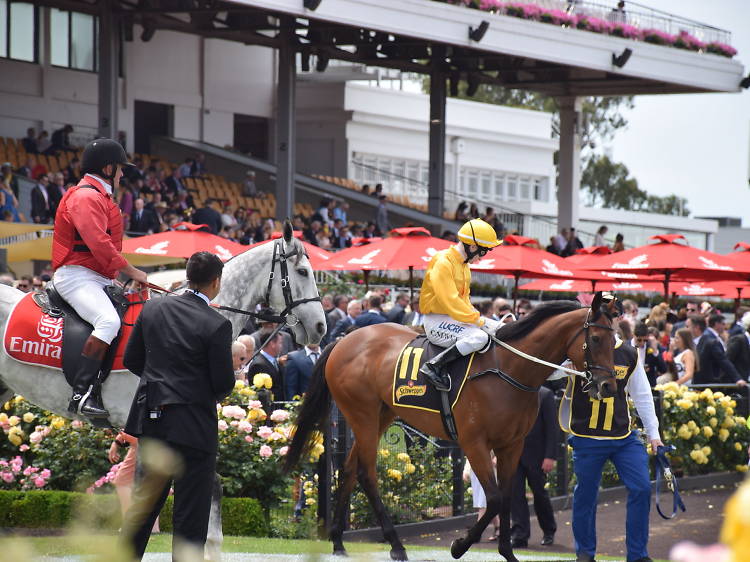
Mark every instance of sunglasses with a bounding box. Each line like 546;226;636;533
17;284;29;288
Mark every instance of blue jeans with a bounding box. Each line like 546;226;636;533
570;431;651;561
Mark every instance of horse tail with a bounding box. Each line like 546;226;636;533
282;339;337;474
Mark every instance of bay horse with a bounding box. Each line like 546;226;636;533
0;221;326;554
284;292;619;561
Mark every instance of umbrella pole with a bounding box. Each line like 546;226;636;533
409;266;414;302
735;287;742;321
364;270;370;292
513;274;520;311
590;280;596;292
663;272;671;301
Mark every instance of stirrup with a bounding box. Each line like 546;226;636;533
423;367;451;392
76;386;109;419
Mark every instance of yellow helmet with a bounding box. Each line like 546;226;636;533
457;219;501;249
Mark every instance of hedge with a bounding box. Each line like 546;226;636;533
0;490;268;536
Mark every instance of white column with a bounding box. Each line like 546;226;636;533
557;96;581;231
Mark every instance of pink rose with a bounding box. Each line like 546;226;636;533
29;431;43;444
1;472;14;483
71;420;84;429
217;420;228;431
238;420;253;433
269;432;284;441
248;400;263;410
244;435;254;443
230;420;239;427
270;410;290;422
19;445;29;452
278;446;289;457
259;445;272;458
257;426;273;440
40;469;51;479
33;477;46;488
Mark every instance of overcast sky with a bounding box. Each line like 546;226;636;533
609;0;750;224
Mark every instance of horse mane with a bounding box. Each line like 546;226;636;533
495;300;582;342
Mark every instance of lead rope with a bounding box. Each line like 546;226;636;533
489;335;587;378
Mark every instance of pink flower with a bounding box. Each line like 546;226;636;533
33;477;46;488
270;410;290;423
244;435;254;443
257;426;273;440
1;472;14;483
278;446;289;457
221;405;246;420
19;445;29;452
259;445;273;458
23;466;33;476
40;469;51;479
248;400;263;410
269;431;285;441
238;420;253;433
217;420;228;431
230;420;239;427
29;431;43;444
71;420;84;429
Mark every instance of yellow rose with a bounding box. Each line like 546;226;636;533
405;463;416;474
701;388;714;400
736;465;749;473
676;399;692;410
692;426;700;436
51;417;65;430
703;426;713;438
719;429;730;442
735;442;743;451
706;406;716;416
396;453;410;463
710;417;718;428
677;425;692;440
714;392;725;399
663;400;671;409
726;407;734;416
378;448;390;458
234;380;246;390
305;497;316;506
689;450;701;462
22;412;35;423
0;413;7;423
722;417;736;429
702;446;711;456
8;426;24;446
387;469;402;482
3;401;10;411
8;416;20;426
730;400;737;408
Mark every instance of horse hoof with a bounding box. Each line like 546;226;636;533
451;538;470;559
390;549;408;561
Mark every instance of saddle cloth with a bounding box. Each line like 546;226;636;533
391;335;475;413
3;290;144;374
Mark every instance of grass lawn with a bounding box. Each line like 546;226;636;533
0;533;666;561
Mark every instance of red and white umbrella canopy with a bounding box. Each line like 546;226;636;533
571;234;749;281
243;231;333;269
519;278;663;293
122;223;248;261
470;235;575;279
323;227;453;271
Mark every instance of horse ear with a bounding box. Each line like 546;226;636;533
283;219;293;243
591;291;602;311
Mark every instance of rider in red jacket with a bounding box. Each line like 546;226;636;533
52;139;148;419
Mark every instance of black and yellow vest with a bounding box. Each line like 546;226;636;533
559;341;637;439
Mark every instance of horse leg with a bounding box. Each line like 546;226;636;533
204;473;223;561
330;441;360;556
352;407;407;561
495;445;523;562
450;443;499;559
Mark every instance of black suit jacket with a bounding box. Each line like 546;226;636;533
727;333;750;381
246;353;285;402
329;316;355;342
387;304;407;324
284;349;316;399
694;331;742;385
192;206;222;234
124;292;235;452
30;185;51;223
130;209;159;234
354;310;388;328
520;386;557;466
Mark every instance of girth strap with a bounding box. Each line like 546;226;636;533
469;368;539;393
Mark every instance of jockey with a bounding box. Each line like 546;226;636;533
52;138;148;419
419;218;502;391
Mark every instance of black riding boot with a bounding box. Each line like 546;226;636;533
67;336;110;419
419;344;463;392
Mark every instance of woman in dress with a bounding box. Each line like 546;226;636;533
660;328;698;385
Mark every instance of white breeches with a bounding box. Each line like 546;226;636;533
423;314;491;356
53;265;120;344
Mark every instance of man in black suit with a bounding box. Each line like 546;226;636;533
121;251;235;560
727;318;750;381
246;332;285;402
510;386;558;548
327;299;362;343
130;198;159;235
30;174;52;224
688;314;747;387
354;295;388;328
387;293;409;324
192;199;222;234
284;344;320;399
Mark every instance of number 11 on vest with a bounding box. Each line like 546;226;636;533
589;397;615;431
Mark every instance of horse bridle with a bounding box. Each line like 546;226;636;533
566;307;617;392
263;238;321;327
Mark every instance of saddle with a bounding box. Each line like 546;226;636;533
4;283;145;383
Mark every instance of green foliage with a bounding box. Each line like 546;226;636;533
0;490;118;529
582;155;689;216
158;495;268;536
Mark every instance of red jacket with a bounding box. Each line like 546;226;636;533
52;175;128;279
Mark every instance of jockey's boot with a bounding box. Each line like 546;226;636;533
419;344;462;392
67;335;110;419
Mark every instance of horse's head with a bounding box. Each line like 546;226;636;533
264;221;327;345
567;291;619;400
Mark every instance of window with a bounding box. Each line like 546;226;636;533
50;9;97;71
480;171;491;199
467;171;478;197
494;175;505;200
1;1;37;62
520;177;531;201
506;176;518;200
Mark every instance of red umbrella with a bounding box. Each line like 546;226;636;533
571;234;749;298
244;231;333;269
519;278;663;293
323;227;452;271
122;223;249;261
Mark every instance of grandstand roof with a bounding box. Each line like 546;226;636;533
81;0;746;96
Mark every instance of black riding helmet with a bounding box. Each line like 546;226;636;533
81;138;134;181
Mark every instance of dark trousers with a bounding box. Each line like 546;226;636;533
122;437;216;560
510;458;557;541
